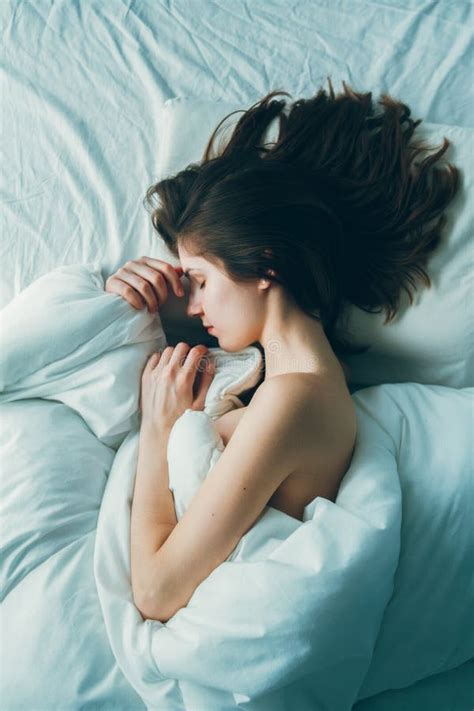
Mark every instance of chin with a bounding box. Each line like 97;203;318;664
219;334;257;353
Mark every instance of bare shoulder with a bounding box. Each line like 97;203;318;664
254;371;357;466
214;375;304;446
213;375;306;446
259;371;325;396
253;372;329;421
234;372;327;448
260;371;357;512
215;370;355;455
262;370;353;412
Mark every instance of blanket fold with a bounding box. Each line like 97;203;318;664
94;384;406;710
2;263;473;711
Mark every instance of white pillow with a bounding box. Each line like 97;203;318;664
155;97;473;389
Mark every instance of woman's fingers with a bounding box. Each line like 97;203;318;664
142;344;215;412
169;342;194;369
146;352;161;370
118;264;163;311
175;344;215;405
105;257;184;312
105;275;146;310
118;269;160;312
193;355;216;408
139;257;184;298
157;346;175;368
169;343;210;378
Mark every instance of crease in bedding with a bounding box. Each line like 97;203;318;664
2;0;473;708
1;263;473;711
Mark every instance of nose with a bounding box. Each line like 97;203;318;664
186;289;203;319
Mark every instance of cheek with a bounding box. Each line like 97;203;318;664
215;289;258;327
205;286;229;319
212;286;243;312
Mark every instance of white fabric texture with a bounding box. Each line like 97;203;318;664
1;263;473;711
2;1;474;709
95;381;474;710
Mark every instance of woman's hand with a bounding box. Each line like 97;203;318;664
139;343;216;434
105;256;184;312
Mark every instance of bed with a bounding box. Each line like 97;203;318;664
1;1;473;710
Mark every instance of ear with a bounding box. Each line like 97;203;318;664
258;276;272;291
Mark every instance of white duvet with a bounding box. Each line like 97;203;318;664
1;264;473;711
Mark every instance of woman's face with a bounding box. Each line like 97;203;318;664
178;244;267;351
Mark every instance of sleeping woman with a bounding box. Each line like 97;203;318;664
105;79;459;622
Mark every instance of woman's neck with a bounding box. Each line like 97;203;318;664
259;309;337;381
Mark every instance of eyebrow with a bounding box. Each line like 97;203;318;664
183;268;203;278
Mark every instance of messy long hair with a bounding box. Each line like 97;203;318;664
144;78;460;359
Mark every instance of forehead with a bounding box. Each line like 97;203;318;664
178;245;218;274
178;244;203;266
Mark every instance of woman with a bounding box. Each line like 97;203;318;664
106;80;459;622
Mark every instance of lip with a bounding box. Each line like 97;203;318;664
206;326;216;333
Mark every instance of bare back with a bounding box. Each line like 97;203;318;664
214;369;357;521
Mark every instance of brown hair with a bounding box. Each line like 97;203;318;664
144;78;460;358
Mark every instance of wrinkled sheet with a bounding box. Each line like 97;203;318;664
2;0;472;313
2;0;474;708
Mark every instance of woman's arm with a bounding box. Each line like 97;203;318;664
130;424;177;610
131;343;215;618
135;375;315;623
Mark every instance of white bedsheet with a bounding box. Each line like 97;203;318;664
2;1;473;708
2;1;472;313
